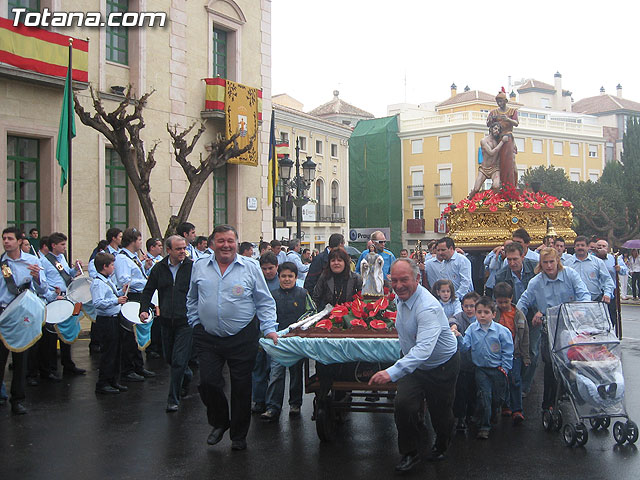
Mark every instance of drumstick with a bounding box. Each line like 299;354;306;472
123;284;130;298
30;244;39;258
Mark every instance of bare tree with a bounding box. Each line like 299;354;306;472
74;85;255;240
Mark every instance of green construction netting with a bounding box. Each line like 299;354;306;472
349;116;402;255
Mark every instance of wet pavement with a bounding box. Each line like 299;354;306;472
2;304;640;479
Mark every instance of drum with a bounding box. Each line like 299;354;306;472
45;299;76;334
67;275;96;322
119;301;153;350
0;290;46;352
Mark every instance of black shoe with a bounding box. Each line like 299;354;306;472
64;366;86;376
166;403;179;413
111;383;128;392
137;369;156;378
147;351;161;359
428;446;446;462
122;372;145;382
11;402;27;415
207;427;228;446
395;452;420;472
180;382;190;398
456;418;467;432
251;402;266;414
41;372;62;382
231;439;247;451
95;385;120;394
26;377;39;387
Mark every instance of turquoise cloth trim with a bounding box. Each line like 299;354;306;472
0;290;46;352
259;327;401;367
133;320;152;350
81;302;96;322
55;315;81;343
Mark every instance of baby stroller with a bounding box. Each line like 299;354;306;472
542;302;637;447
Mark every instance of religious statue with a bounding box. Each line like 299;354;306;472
485;87;519;188
468;122;508;199
360;252;385;297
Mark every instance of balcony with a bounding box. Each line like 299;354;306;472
275;202;345;223
399;110;603;137
434;183;452;198
201;77;262;123
407;218;425;233
406;184;424;198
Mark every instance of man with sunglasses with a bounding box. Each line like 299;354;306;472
356;231;396;278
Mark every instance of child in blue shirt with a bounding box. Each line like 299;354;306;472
455;296;513;439
90;252;128;395
433;279;462;318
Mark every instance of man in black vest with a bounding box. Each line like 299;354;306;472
139;235;193;412
303;233;344;294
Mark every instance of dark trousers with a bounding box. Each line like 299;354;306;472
0;344;26;404
251;347;270;404
453;367;475;419
541;331;556;409
120;293;144;375
160;319;193;405
149;319;162;355
394;352;460;455
193;320;259;441
632;272;640;298
96;315;121;387
40;328;74;374
26;337;42;379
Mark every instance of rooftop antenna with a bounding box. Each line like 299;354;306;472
404;71;407;103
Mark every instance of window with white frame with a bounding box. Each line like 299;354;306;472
589;172;599;182
411;139;423;154
606;143;614;162
515;137;525;152
570;143;579;156
330;143;338;158
589;145;598;158
570;171;581;182
315;140;323;155
532;139;543;153
553;141;563;155
298;136;307;152
412;205;424;220
280;132;289;144
410;170;423;197
439;136;451;151
439;203;449;214
438;168;452;197
517;167;526;181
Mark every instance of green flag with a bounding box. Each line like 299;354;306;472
55;55;75;190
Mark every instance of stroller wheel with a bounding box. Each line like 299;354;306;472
625;420;639;444
563;423;577;447
601;416;611;429
542;410;553;431
613;421;628;445
589;418;602;430
575;423;589;446
553;410;564;432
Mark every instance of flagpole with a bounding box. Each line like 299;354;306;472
270;109;277;240
67;38;73;261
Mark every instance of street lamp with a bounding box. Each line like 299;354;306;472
278;137;317;239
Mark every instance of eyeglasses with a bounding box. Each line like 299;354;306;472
375;240;386;244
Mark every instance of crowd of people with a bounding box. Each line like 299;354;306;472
0;222;632;470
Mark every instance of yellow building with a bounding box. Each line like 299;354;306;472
0;0;273;260
392;81;606;247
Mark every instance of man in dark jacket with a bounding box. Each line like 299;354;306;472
140;235;193;412
493;242;538;395
303;233;344;294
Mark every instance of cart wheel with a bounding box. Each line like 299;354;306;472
563;424;577;447
589;418;602;430
625;420;639;444
613;421;628;445
601;416;611;429
553;410;564;432
315;407;336;442
542;410;553;431
575;423;589;447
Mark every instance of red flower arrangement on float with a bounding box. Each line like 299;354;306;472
314;288;398;332
441;184;572;219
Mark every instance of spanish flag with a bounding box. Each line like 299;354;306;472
267;110;278;205
0;17;88;81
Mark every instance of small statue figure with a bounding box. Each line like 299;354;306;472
468;122;508;199
360;252;385;297
486;87;519;188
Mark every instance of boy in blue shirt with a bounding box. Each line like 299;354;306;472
455;296;513;439
90;252;128;395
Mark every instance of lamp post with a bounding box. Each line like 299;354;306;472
278;137;316;239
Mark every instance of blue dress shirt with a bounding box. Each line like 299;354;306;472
114;249;148;293
0;252;47;306
90;273;124;317
484;251;499;289
600;253;628;284
42;252;78;299
564;255;615;300
425;252;474;300
458;320;514;371
440;297;462;318
385;285;458;382
516;267;591;316
186;254;277;337
276;250;287;266
356;248;396;276
286;250;310;280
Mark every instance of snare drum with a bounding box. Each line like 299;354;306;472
119;301;153;350
0;290;46;352
44;299;82;343
67;275;96;322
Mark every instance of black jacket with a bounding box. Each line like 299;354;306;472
312;271;363;311
303;248;330;294
494;257;538;319
140;256;193;326
271;285;313;330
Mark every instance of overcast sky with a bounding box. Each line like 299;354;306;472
272;0;640;117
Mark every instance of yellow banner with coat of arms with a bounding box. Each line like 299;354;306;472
225;80;259;166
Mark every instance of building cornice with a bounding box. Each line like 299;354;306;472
274;106;352;139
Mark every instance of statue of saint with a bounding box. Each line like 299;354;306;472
485;88;519;188
468;122;508;199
